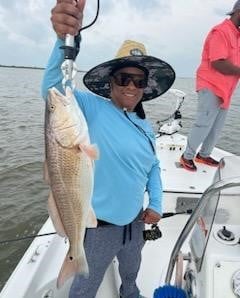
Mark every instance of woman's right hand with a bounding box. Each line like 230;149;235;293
51;0;86;39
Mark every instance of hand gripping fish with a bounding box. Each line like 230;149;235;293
44;87;98;288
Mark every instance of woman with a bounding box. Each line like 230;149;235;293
42;1;175;297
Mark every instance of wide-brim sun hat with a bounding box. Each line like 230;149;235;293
83;40;176;101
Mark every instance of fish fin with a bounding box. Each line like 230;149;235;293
57;249;89;289
79;143;99;160
48;191;67;237
43;161;50;184
86;206;98;228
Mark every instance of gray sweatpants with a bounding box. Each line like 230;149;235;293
184;88;228;160
69;216;145;298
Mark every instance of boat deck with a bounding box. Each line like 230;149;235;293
157;134;232;194
0;133;234;298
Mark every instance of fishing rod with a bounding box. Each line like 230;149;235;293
0;210;193;245
0;232;57;246
162;209;192;218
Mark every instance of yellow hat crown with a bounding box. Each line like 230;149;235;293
115;40;147;58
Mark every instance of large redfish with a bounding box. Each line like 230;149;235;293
44;87;98;288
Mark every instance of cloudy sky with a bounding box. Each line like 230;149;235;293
0;0;234;77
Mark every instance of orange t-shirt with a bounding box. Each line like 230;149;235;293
196;19;240;109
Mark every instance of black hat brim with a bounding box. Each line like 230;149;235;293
83;55;175;101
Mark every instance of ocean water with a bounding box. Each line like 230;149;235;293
0;67;239;290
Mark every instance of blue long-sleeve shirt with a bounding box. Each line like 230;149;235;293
42;39;163;225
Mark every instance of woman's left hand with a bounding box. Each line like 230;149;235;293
141;208;161;224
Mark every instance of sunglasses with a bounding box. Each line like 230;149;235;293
112;72;148;89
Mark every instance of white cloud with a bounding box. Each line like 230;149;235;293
0;0;234;76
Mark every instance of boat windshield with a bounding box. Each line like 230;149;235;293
189;155;240;271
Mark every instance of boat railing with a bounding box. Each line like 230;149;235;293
165;175;240;284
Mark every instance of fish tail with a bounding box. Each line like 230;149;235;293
57;248;89;289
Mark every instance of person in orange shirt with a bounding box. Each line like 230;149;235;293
180;0;240;171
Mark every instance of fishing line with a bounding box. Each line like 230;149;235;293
80;0;100;32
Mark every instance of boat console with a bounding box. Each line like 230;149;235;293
184;156;240;298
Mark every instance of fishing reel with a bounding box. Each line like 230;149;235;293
143;224;162;241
